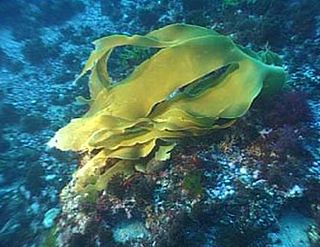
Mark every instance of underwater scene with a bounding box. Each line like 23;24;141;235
0;0;320;246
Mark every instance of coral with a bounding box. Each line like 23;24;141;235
50;24;285;197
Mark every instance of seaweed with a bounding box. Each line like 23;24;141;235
50;24;285;197
263;91;313;127
42;225;58;247
182;170;204;198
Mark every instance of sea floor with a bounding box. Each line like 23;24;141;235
0;0;319;246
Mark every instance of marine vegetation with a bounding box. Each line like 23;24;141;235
49;23;285;198
182;169;204;198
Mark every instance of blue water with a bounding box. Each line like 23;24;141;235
0;0;319;246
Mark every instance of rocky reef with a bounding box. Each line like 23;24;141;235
0;0;319;246
50;92;320;246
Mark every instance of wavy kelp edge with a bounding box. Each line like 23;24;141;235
49;24;286;198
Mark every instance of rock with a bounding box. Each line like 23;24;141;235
45;174;57;181
113;221;150;243
273;211;314;247
30;202;40;214
21;114;50;133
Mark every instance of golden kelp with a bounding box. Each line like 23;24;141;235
49;24;285;195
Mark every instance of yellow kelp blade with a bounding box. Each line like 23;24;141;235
50;24;285;195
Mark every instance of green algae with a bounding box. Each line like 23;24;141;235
42;225;58;247
182;170;204;198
